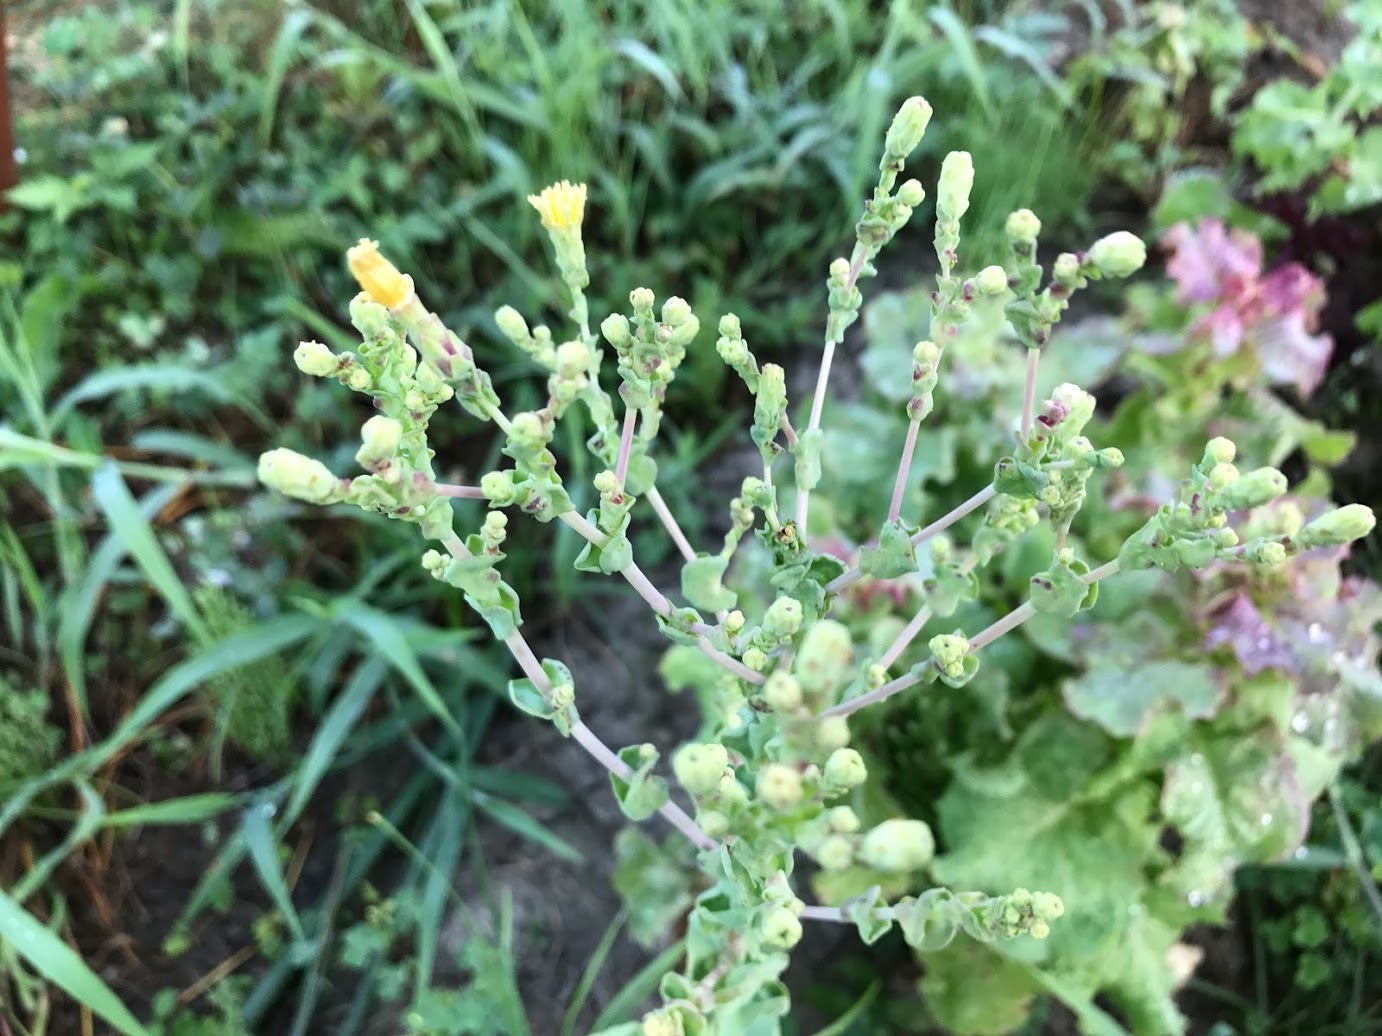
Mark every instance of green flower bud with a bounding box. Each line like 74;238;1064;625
673;743;730;796
1032;891;1064;920
815;716;851;752
294;340;340;377
1006;209;1041;246
1087;231;1147;278
814;834;854;871
763;596;804;639
1173;537;1216;568
823;748;867;792
1096;447;1124;468
796;619;854;696
1218;467;1288;511
1297;504;1377;549
480;470;516;504
719;313;742;338
494;305;529;343
756;763;803;811
717;771;749;808
884;96;933;159
593;470;620;496
936;151;974;223
1052;253;1081;284
600;313;632;349
1212;527;1239;549
509;411;549;450
829;257;851;283
742;647;769;671
859;818;935;873
928;633;970;678
1247;540;1288;565
345;368;373;392
974;265;1008;295
913;340;941;369
1204;437;1236;465
554;339;592;376
896;178;926;207
724;610;746;636
348;293;390;337
760;906;803;949
356;415;403;469
661;296;692;327
629;287;655;313
829;806;860;833
642;1012;683;1036
258;448;342;504
1207;463;1239;488
763;672;803;712
698;810;730;839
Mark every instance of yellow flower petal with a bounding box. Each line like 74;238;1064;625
527;181;587;231
347;238;412;308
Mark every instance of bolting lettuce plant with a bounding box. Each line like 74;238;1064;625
256;98;1376;1034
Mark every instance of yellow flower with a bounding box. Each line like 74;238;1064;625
347;238;413;308
527;180;587;231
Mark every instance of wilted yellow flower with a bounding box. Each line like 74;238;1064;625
527;180;587;231
347;238;413;308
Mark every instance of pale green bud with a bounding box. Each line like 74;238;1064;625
815;716;851;752
859;818;935;872
719;313;742;338
796;619;854;696
481;470;517;504
896;178;926;207
1247;540;1288;565
829;257;851;282
642;1013;682;1036
258;448;342;504
756;764;803;811
1087;231;1147;278
509;411;549;450
884;96;933;158
348;293;390;337
555;339;591;376
1053;253;1081;284
661;296;692;327
829;806;860;833
1097;447;1124;468
1032;891;1064;920
928;633;970;678
760;906;803;949
743;647;769;672
356;415;403;469
763;672;803;712
1212;527;1239;549
814;835;854;871
698;810;730;839
724;610;746;636
974;265;1008;295
345;368;372;392
294;340;339;377
1297;504;1376;549
717;771;749;807
629;287;655;312
673;743;730;796
912;340;941;368
593;470;620;496
762;596;803;638
823;748;867;791
1204;437;1236;465
1207;463;1240;488
600;313;632;348
1006;208;1041;246
1218;467;1288;510
494;305;529;343
936;151;974;222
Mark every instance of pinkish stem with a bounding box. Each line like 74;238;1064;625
1020;348;1040;441
614;406;638;487
887;417;921;523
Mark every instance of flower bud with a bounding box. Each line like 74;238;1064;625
974;265;1008;295
1053;253;1081;284
859;818;935;873
345;367;372;392
348;293;391;338
494;305;529;343
896;178;926;207
936;151;974;223
756;764;803;811
347;238;413;308
1096;447;1124;468
294;340;339;377
823;748;867;792
762;672;803;712
829;257;851;283
928;633;970;679
356;415;403;469
661;296;692;327
1247;540;1288;565
884;96;933;158
629;287;655;312
814;834;854;871
1212;527;1239;549
829;806;860;833
760;905;803;949
912;340;941;369
698;810;730;839
258;449;342;504
555;339;592;376
1204;436;1236;465
762;596;803;639
481;470;517;504
1297;503;1376;549
719;313;742;338
673;743;730;796
796;619;854;696
743;647;769;671
1087;231;1147;279
1218;467;1288;511
815;716;850;752
1207;463;1239;489
724;610;746;636
509;411;549;451
600;313;632;349
1006;209;1041;246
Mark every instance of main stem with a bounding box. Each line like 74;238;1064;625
614;406;638;488
887;417;921;524
1020;348;1041;440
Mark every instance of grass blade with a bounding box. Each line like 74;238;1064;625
90;463;212;644
561;910;627;1036
243;802;307;942
0;887;149;1036
474;792;582;862
335;601;463;738
103;792;242;828
283;657;386;825
590;938;686;1030
928;6;992;120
